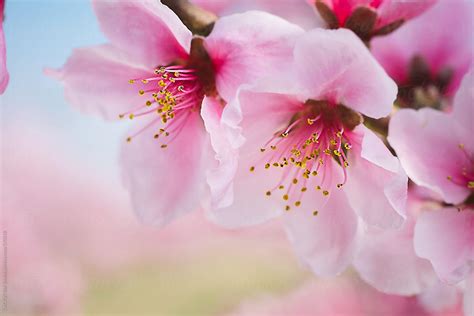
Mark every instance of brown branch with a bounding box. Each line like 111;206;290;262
161;0;218;37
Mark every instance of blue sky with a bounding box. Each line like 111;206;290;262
2;0;130;180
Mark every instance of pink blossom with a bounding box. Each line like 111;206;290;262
224;276;463;316
206;28;407;276
372;0;473;103
353;186;439;295
309;0;435;41
388;71;474;283
191;0;324;30
0;0;8;94
48;0;303;227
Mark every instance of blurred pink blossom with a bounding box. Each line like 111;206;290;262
388;70;473;284
309;0;435;41
0;0;8;93
372;0;473;101
48;0;303;228
225;276;463;316
205;28;407;276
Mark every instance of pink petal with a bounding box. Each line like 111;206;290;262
376;0;436;29
92;0;191;68
388;109;471;204
0;23;8;94
345;126;407;229
206;88;303;221
120;111;210;227
372;0;473;94
45;45;152;120
204;11;304;101
414;207;474;283
293;28;397;119
452;70;473;139
463;274;474;316
354;221;437;295
284;186;358;276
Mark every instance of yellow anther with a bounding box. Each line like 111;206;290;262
292;178;298;184
323;190;329;196
344;161;349;167
161;144;168;149
129;114;134;120
161;73;168;79
146;101;152;106
178;85;185;92
265;163;271;169
344;143;351;150
126;137;132;142
283;194;289;201
281;132;289;137
141;79;149;84
468;181;474;189
285;205;291;211
324;149;331;155
266;191;271;196
128;79;135;84
301;187;307;192
337;183;343;188
333;150;341;157
153;134;159;139
260;148;266;152
138;90;145;95
313;210;319;216
459;143;465;149
271;145;277;150
273;163;279;167
249;166;255;172
447;176;453;181
118;114;124;119
312;171;318;176
307;118;314;125
295;201;301;207
330;139;337;146
336;131;342;138
316;186;321;190
174;72;180;77
279;185;285;190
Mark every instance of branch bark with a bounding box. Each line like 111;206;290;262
161;0;217;37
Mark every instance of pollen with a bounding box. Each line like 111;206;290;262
249;166;255;172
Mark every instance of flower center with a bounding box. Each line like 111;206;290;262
447;143;474;191
250;100;362;214
398;55;454;109
122;65;204;148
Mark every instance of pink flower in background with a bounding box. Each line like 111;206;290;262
206;28;407;276
192;0;324;30
372;0;473;107
309;0;436;41
388;70;474;283
48;0;303;227
225;276;463;316
0;0;8;93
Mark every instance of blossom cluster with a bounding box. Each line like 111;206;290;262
2;0;469;314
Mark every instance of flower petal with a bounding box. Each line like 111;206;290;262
414;207;474;283
120;112;209;227
452;70;473;139
283;186;358;276
345;126;407;229
388;108;471;204
376;0;436;30
354;221;437;295
92;0;191;68
46;45;152;120
205;11;304;101
0;23;8;94
293;28;397;119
